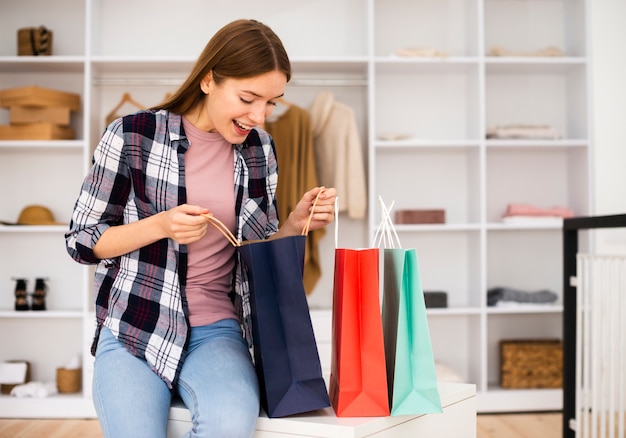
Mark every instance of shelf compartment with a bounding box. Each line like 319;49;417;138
375;62;481;141
0;318;84;383
0;71;85;139
484;0;587;57
428;314;481;386
375;148;482;225
486;229;563;303
485;63;588;140
486;147;589;223
90;0;368;58
485;313;562;394
0;149;83;223
0;233;84;312
388;232;482;308
374;0;480;57
0;0;85;57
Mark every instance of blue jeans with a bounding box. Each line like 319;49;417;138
93;319;260;438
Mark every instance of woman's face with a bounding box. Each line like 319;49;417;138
194;69;287;143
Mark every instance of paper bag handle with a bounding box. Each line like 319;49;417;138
373;196;402;249
203;188;324;247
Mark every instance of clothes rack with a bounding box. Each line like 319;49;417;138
93;77;368;87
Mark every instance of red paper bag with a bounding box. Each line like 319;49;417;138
329;246;390;417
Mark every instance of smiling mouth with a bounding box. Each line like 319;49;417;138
234;120;253;133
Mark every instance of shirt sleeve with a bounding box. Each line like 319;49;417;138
65;119;130;265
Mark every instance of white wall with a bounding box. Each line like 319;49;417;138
590;0;626;254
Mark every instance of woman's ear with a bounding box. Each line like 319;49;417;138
200;71;213;94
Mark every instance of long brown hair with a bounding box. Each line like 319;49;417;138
154;19;291;114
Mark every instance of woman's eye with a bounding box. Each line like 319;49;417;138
268;100;277;107
240;98;252;104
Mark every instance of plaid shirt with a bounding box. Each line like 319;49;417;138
65;109;279;388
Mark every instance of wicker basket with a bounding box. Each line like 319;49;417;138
56;367;81;393
500;339;562;389
17;26;52;56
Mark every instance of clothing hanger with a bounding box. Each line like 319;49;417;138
105;92;147;125
265;96;293;125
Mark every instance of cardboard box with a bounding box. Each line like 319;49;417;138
0;86;80;111
10;106;71;126
500;339;562;389
0;123;75;140
395;209;446;224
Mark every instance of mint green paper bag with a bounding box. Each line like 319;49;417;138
375;197;442;416
382;248;442;415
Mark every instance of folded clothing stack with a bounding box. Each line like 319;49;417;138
488;287;558;307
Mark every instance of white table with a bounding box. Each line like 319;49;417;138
167;382;476;438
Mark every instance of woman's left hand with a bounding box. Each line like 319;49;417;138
275;186;337;238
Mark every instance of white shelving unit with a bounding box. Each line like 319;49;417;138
0;0;590;417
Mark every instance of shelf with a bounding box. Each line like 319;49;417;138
0;225;69;233
0;394;95;418
486;305;563;315
427;307;482;317
486;139;588;149
0;310;84;319
394;224;482;232
0;56;85;73
0;140;84;152
478;388;562;413
0;0;591;418
375;139;481;150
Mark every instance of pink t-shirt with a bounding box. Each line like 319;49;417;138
182;117;238;327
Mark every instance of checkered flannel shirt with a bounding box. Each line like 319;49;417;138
65;109;279;388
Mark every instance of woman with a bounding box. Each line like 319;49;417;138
65;19;336;438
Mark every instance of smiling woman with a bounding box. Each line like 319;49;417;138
64;18;336;438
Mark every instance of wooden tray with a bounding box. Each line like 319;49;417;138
10;106;71;126
0;123;75;140
0;86;80;111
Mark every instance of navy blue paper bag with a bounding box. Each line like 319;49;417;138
237;235;331;418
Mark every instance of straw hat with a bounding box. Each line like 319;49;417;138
0;205;65;225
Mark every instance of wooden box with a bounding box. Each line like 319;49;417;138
17;27;52;56
0;86;80;111
500;339;563;389
0;123;75;140
10;106;71;126
395;209;446;224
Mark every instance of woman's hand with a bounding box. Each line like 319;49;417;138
273;187;337;239
158;204;211;245
93;204;211;259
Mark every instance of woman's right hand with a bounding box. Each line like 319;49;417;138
93;204;211;259
159;204;211;245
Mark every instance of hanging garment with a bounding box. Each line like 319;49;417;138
264;104;324;295
309;91;367;219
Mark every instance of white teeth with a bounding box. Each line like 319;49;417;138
235;120;252;131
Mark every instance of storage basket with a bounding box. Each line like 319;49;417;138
17;26;52;56
0;361;31;395
56;367;81;393
500;339;562;389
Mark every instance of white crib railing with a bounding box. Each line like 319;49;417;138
575;254;626;438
